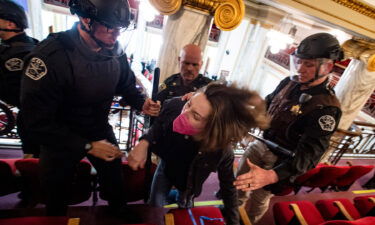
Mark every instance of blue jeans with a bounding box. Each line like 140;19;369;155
148;160;193;208
148;160;173;206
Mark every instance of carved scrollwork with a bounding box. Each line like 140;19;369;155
342;38;375;71
149;0;182;15
149;0;245;31
214;0;245;31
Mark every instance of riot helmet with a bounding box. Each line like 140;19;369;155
69;0;131;29
290;33;344;85
0;0;28;31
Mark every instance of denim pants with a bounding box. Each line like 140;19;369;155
148;160;193;208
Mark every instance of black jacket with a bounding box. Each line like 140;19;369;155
142;98;240;225
20;23;145;158
264;77;341;191
0;33;38;107
157;73;212;104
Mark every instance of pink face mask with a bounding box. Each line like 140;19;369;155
173;113;200;135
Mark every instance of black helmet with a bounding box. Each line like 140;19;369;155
69;0;131;29
294;33;344;61
0;0;28;29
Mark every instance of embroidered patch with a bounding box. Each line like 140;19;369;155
318;115;336;131
25;57;47;80
5;58;24;71
159;83;167;91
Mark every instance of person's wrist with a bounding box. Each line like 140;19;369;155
84;142;93;152
268;169;279;184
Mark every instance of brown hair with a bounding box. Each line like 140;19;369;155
196;82;269;151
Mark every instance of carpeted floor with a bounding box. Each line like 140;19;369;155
1;149;374;225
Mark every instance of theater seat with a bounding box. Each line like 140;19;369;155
331;165;374;191
273;200;325;225
319;217;375;225
293;166;322;194
354;195;375;217
0;216;80;225
15;158;93;206
301;165;350;193
315;198;361;221
0;158;20;196
165;207;225;225
99;161;157;203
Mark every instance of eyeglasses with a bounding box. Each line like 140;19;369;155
96;20;128;33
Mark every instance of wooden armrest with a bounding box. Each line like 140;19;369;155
346;161;353;166
165;213;175;225
289;203;308;225
333;201;354;221
68;218;80;225
369;197;375;204
239;206;252;225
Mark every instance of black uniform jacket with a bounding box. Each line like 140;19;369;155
0;33;38;107
20;23;145;159
157;73;212;104
264;77;341;190
142;98;240;225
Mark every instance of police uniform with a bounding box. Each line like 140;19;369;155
20;23;145;215
0;33;38;107
157;73;212;104
237;77;341;222
0;32;38;156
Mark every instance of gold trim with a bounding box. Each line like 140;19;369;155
149;0;182;15
67;218;80;225
331;0;375;19
367;54;375;71
150;0;245;31
291;0;374;34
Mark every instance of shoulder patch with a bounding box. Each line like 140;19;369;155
25;57;48;80
159;83;167;91
318;115;336;132
5;58;24;71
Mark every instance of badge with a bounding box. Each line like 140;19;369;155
159;83;167;91
318;115;336;131
25;57;48;80
5;58;24;71
290;105;302;115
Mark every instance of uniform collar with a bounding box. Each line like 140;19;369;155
2;32;28;44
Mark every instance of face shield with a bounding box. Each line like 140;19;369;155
289;55;328;84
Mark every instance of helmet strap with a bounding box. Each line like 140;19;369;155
80;20;109;49
0;28;23;32
299;59;328;86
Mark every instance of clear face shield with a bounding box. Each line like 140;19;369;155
289;55;327;84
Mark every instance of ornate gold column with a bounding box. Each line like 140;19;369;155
334;38;375;130
150;0;245;81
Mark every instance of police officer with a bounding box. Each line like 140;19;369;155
157;44;212;104
234;33;343;223
0;0;38;156
20;0;160;216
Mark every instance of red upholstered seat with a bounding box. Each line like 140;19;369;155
0;216;77;225
354;195;375;217
318;216;375;225
168;207;225;225
0;158;20;196
332;165;374;191
295;166;322;185
315;198;361;220
273;200;325;225
301;165;350;192
99;161;156;202
15;158;93;206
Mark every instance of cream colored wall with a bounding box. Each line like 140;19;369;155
270;0;375;39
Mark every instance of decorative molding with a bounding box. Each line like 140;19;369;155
291;0;374;34
149;0;245;31
331;0;375;19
